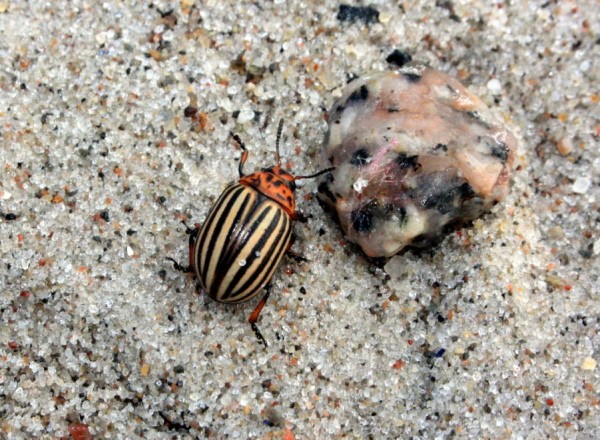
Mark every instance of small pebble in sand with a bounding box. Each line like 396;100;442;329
581;357;597;371
571;177;591;194
556;137;573;156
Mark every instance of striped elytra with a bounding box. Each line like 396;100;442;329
195;183;292;304
168;119;334;347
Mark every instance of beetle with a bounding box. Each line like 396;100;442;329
168;120;334;347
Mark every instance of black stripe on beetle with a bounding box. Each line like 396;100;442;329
221;204;288;301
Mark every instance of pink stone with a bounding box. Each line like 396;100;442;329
318;63;517;257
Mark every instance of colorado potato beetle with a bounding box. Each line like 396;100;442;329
168;120;333;347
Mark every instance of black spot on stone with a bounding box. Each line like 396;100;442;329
433;143;448;152
411;234;431;246
395;153;420;170
436;0;461;22
317;181;337;203
350;148;371;166
388;107;399;113
423;182;475;214
402;72;421;83
386;49;412;68
347;85;369;103
337;4;380;25
351;207;375;234
335;105;345;114
4;213;17;221
458;182;475;198
490;142;509;162
346;73;360;83
325;171;334;182
424;191;454;214
465;111;492;128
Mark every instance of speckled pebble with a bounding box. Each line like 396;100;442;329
318;63;517;257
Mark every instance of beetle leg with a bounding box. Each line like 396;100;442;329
291;211;309;223
166;257;192;273
230;132;249;178
167;222;201;274
248;285;271;348
284;233;309;263
186;223;200;274
286;251;309;264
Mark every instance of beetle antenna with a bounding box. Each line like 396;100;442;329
275;118;284;166
230;131;249;178
295;166;335;181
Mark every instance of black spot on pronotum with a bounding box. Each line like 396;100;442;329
402;72;421;83
395;153;420;171
347;85;369;103
350;148;371;166
386;49;412;68
337;4;380;25
490;142;509;162
351;207;375;234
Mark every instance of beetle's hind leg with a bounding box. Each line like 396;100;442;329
248;285;272;348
